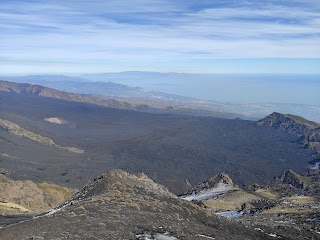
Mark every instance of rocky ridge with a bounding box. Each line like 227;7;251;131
275;170;320;197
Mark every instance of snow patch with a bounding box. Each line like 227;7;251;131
267;233;281;238
136;232;178;240
33;201;74;219
180;182;233;201
215;210;243;218
197;234;215;239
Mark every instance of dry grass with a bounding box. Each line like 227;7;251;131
254;189;279;200
204;200;239;211
38;182;75;206
261;205;315;214
0;202;30;215
284;196;315;204
204;190;259;211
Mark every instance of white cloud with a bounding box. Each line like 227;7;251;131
0;0;319;74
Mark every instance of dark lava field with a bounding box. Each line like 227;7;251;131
0;92;313;194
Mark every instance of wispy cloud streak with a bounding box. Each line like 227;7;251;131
0;0;319;73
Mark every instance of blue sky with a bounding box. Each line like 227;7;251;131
0;0;320;74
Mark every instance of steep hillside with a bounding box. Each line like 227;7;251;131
0;170;275;240
0;175;74;216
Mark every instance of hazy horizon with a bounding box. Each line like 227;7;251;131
2;72;319;106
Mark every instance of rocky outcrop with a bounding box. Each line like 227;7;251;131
275;170;311;189
301;129;320;154
275;170;320;197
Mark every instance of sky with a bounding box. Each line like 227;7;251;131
0;0;320;74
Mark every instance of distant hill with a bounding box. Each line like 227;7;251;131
257;112;319;136
258;112;320;156
0;80;141;111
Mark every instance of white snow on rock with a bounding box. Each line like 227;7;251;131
180;182;233;201
136;232;178;240
254;228;264;232
267;233;281;238
197;234;215;239
215;210;243;218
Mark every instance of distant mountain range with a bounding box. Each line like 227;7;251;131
1;74;320;122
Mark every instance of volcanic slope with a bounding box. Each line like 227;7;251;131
0;170;275;240
0;89;313;194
